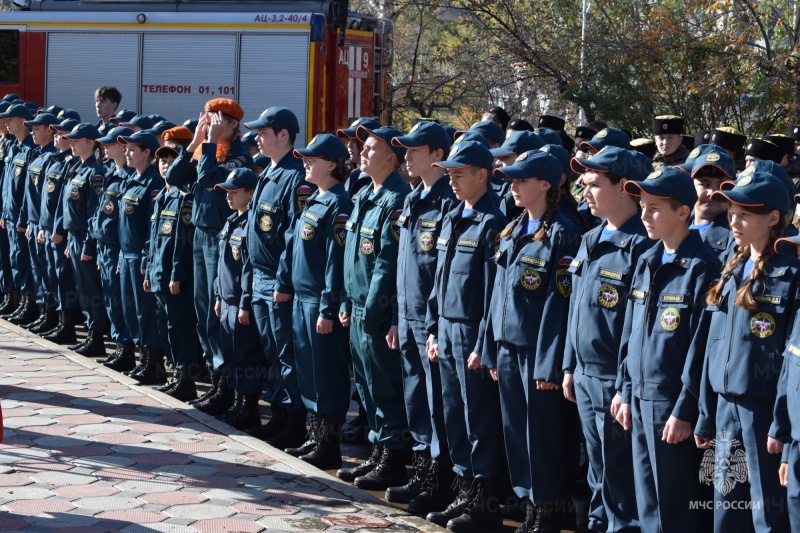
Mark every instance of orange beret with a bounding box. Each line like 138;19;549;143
205;98;244;121
162;126;194;141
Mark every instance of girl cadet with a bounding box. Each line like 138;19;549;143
425;140;506;533
117;131;167;385
144;143;197;402
695;171;797;533
485;150;581;533
274;134;353;469
92;125;135;371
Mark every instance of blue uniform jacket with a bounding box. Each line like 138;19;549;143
396;177;458;321
698;211;734;263
118;166;161;267
39;151;77;233
1;135;36;226
617;231;720;423
769;324;800;451
563;214;655;379
214;211;252;310
278;184;352;319
166;140;252;230
248;152;312;289
91;165;131;246
146;186;194;292
60;155;106;257
426;192;506;356
483;212;581;381
696;253;800;438
23;143;57;225
343;172;409;333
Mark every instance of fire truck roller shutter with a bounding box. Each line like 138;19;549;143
238;33;309;147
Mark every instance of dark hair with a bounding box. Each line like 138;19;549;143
605;171;624;185
331;158;349;182
693;165;729;180
94;86;122;105
270;126;297;146
486;106;510;130
499;185;559;241
587;120;608;132
707;205;785;309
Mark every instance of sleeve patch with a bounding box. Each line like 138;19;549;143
226;157;245;170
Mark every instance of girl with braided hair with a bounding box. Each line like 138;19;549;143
483;150;581;533
695;171;797;532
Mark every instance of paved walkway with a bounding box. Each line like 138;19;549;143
0;321;439;533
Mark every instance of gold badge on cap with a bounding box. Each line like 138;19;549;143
706;153;721;162
409;122;421;133
646;170;662;180
516;152;529;162
596;129;608;139
449;144;459;156
227;171;236;181
308;136;318;146
71;125;80;133
741;165;754;176
689;148;701;159
737;175;752;187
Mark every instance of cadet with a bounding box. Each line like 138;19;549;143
485;151;581;532
0;104;38;325
91;126;135;369
386;121;458;512
336;124;411;490
710;126;748;172
166;98;252;404
612;167;719;533
94;86;121;126
21;112;60;332
652;115;690;169
145;143;197;401
563;147;654;533
336;117;380;198
276;134;353;468
577;127;632;155
60;123;109;353
0;102;14;315
454;120;505;149
745;137;784;166
117;131;166;382
695;172;795;532
244;107;312;448
213;168;262;430
490;131;544;191
423;140;506;532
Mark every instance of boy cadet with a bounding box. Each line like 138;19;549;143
578;127;632;155
0;104;38;324
613;167;719;533
454;121;506;149
652;115;690;169
244;107;313;449
385;121;458;511
94;86;121;126
563;147;654;533
337;125;412;489
744;137;784;166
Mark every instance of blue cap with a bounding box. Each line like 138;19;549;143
685;145;735;179
571;146;654;181
97;126;134;144
453;131;491;149
118;131;160;153
182;118;199;133
490;131;544;157
24;112;60;127
455;120;505;146
580;127;632;152
337;117;381;139
433;140;494;171
155;145;180;159
244;107;300;134
534;127;563;147
51;119;80;133
623;167;698;207
241;130;258;148
493;150;564;187
110;109;137;124
148;114;167;124
0;102;9;114
293;133;349;161
63;123;102;140
253;154;271;169
2;93;20;102
24;101;39;112
0;104;33;120
740;161;797;206
122;115;155;130
392;121;452;152
356;125;407;162
56;108;81;122
144;120;176;137
539;144;572;176
41;105;63;116
713;172;790;213
215;168;259;191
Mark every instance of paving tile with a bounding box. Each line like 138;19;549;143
138;491;208;506
130;452;192;465
191;518;265;533
93;467;157;481
74;455;137;468
213;463;273;477
3;498;76;514
52;484;120;498
164;503;235;519
0;516;30;530
201;487;271;502
54;414;109;425
90;433;148;445
73;496;144;511
16;425;73;436
265;487;341;503
154;464;216;477
121;524;196;533
128;422;179;433
0;437;36;448
178;476;244;489
0;474;34;486
1;408;38;417
12;459;74;472
25;513;100;528
230;501;301;516
242;451;276;464
171;443;225;454
73;423;131;435
322;514;392;528
118;396;164;406
114;480;183;493
0;486;55;499
111;443;170;455
38;407;91;416
55;445;114;457
2;416;56;428
90;405;142;416
33;435;87;448
30;471;99;486
95;509;168;522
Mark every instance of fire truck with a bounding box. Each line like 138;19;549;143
0;0;392;144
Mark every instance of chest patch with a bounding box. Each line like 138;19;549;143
102;200;114;215
521;269;541;291
162;220;173;234
361;237;374;255
419;232;434;251
301;223;315;241
751;312;775;338
69;188;80;201
660;308;680;331
260;214;273;232
124;203;134;215
231;245;241;261
598;284;619;308
46;181;56;193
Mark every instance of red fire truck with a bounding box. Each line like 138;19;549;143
0;0;392;143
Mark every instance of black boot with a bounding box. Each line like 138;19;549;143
188;365;218;406
75;329;106;357
354;446;410;491
100;342;124;365
0;291;18;315
104;343;136;372
285;414;319;457
125;347;148;377
165;368;198;402
446;478;502;532
224;392;261;430
426;476;473;527
513;499;536;533
1;293;25;319
300;419;342;470
247;403;287;440
386;451;430;503
11;297;40;326
29;307;58;334
217;390;244;420
41;311;78;345
22;305;47;330
195;371;235;416
132;348;167;385
266;408;308;450
337;443;383;482
409;458;457;515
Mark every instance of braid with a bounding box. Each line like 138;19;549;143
734;217;785;311
499;212;524;239
533;187;560;242
707;246;750;306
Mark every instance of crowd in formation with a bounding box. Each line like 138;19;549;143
2;88;800;533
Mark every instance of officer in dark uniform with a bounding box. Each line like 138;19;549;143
709;126;748;172
573;125;598;158
652;115;690;168
744;137;784;166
